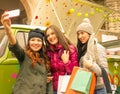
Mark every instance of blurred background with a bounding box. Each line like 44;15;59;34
0;0;120;88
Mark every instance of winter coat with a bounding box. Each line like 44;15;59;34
47;44;78;91
9;42;53;94
79;35;109;90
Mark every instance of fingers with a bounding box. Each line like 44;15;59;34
47;76;53;83
1;12;8;20
1;11;11;30
64;50;69;55
47;76;53;79
1;11;10;23
61;50;69;64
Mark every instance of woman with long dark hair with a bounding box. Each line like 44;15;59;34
76;18;110;94
44;25;78;94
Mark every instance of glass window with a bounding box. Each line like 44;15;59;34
10;31;28;57
16;31;28;49
0;29;8;57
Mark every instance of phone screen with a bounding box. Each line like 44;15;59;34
7;9;20;18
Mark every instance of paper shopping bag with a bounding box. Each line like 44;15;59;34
65;67;82;94
71;70;92;94
57;75;70;94
89;72;96;94
65;67;96;94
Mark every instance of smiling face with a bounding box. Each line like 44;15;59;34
77;30;90;44
45;28;58;45
29;37;43;52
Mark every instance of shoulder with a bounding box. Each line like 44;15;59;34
95;43;107;56
96;43;106;51
69;45;77;52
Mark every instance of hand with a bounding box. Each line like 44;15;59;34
83;54;93;68
47;76;53;83
1;11;16;45
80;68;89;71
61;50;69;64
1;11;11;32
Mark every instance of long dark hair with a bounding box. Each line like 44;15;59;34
77;39;88;62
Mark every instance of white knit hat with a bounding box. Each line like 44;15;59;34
76;18;93;34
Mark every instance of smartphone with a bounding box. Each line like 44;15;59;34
7;9;20;18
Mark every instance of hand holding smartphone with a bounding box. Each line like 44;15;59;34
6;9;20;18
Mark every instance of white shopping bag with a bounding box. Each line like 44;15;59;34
57;75;70;94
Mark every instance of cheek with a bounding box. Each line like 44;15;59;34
39;43;43;47
84;36;89;42
47;37;50;42
54;38;58;44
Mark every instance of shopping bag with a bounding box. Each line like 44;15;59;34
89;72;96;94
65;66;96;94
65;67;83;94
57;75;70;94
71;70;92;94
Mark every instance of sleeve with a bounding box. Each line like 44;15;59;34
46;81;53;94
97;44;109;73
89;44;109;76
64;45;79;74
8;41;25;63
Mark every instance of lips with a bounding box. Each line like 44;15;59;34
32;45;40;48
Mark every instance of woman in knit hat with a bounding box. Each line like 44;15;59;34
76;18;110;94
1;12;53;94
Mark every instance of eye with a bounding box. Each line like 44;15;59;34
30;38;35;41
37;39;42;42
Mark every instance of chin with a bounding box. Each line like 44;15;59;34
32;48;41;52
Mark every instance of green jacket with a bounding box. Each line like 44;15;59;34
9;42;53;94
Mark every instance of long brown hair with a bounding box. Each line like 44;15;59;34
25;40;51;71
44;25;72;51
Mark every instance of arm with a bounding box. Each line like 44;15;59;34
83;44;109;76
1;11;16;45
96;44;109;73
1;12;25;63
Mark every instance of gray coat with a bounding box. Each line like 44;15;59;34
9;42;53;94
79;35;109;90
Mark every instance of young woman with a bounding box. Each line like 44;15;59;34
44;25;78;94
76;18;110;94
1;12;53;94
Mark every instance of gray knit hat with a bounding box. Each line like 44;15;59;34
28;28;44;41
76;18;93;34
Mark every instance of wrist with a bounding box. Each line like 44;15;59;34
5;29;12;35
63;59;69;64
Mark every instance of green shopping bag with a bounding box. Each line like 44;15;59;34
71;70;92;94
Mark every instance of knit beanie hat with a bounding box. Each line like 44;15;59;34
76;18;93;34
28;28;44;41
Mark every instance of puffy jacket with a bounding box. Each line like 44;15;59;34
47;44;78;91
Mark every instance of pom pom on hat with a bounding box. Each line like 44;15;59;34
76;18;93;34
28;28;44;41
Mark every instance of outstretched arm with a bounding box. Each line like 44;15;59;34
1;11;16;45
